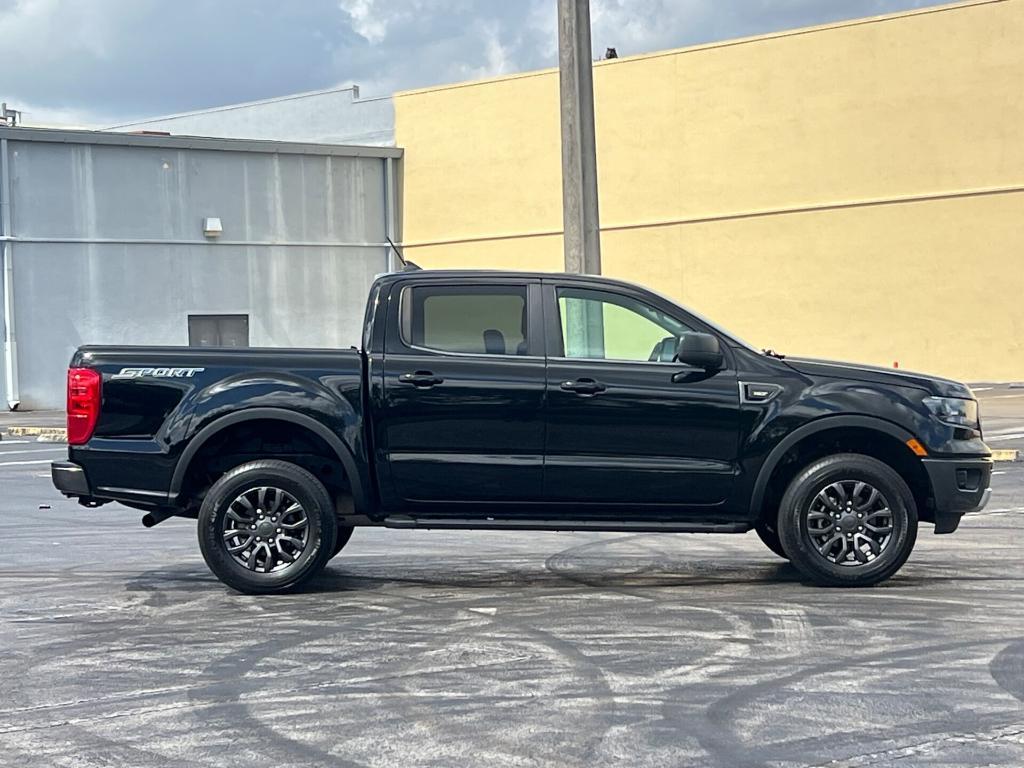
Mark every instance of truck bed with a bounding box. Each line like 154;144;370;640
67;344;366;505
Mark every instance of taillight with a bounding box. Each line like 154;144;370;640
67;368;102;445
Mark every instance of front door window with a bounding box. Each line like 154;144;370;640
556;287;692;362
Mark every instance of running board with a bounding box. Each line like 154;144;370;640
382;516;749;533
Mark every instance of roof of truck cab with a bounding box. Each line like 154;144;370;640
381;269;645;286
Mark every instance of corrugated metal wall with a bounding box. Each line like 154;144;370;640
0;129;401;409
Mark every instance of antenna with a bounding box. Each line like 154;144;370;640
387;236;421;272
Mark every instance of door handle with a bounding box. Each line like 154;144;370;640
399;371;444;387
560;378;607;396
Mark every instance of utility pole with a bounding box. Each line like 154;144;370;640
557;0;601;275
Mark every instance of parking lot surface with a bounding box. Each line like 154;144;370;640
1;388;1023;767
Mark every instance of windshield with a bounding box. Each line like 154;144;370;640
639;283;763;353
685;306;762;353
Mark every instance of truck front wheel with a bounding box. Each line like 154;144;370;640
198;460;338;594
778;453;918;587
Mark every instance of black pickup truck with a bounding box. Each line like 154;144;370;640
52;269;992;593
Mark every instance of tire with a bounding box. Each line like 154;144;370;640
755;518;789;559
198;460;337;594
778;453;917;587
331;526;354;558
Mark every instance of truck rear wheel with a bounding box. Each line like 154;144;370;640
778;453;917;587
198;460;337;594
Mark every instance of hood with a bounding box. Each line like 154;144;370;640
782;356;973;399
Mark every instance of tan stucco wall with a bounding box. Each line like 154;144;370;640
394;0;1024;382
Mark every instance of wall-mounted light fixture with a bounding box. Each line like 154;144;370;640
203;217;223;238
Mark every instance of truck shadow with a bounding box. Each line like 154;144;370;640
123;557;807;598
310;557;807;593
123;552;1023;598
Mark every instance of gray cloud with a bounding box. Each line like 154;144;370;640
1;0;937;126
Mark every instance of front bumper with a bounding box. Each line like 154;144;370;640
51;461;91;497
921;457;992;533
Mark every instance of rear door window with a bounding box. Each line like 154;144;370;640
401;285;529;356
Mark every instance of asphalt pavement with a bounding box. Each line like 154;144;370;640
977;384;1024;454
1;391;1023;767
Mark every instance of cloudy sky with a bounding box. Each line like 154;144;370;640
2;0;939;127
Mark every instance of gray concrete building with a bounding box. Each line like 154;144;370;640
107;85;395;147
0;127;402;410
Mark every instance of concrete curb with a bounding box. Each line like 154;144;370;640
0;426;68;442
991;449;1020;462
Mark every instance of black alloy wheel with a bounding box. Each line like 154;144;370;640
805;480;894;566
198;460;337;594
778;453;918;587
220;486;311;573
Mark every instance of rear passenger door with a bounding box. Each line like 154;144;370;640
377;278;546;507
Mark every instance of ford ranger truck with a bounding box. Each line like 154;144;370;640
52;270;993;593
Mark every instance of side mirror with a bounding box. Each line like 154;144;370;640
675;332;724;370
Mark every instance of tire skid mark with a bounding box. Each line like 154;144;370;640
761;709;1024;766
5;503;1024;766
688;636;1015;768
0;567;264;766
990;639;1024;702
539;536;1024;766
804;720;1024;767
187;623;376;768
2;620;227;765
334;579;621;766
176;576;618;768
543;532;770;764
543;535;759;632
0;682;209;719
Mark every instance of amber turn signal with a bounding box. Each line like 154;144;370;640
906;438;928;457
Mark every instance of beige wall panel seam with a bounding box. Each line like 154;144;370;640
401;183;1024;249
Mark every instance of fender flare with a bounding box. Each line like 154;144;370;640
748;414;916;517
169;407;368;513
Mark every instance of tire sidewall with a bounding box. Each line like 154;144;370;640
779;454;918;586
198;461;337;594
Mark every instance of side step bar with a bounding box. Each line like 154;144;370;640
383;516;749;534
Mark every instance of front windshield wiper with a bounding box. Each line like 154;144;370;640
762;348;786;359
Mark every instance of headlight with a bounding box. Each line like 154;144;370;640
923;396;979;430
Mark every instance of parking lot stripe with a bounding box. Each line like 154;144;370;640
0;448;66;456
0;459;56;467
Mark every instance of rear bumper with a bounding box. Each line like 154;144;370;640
921;457;992;533
51;461;91;497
